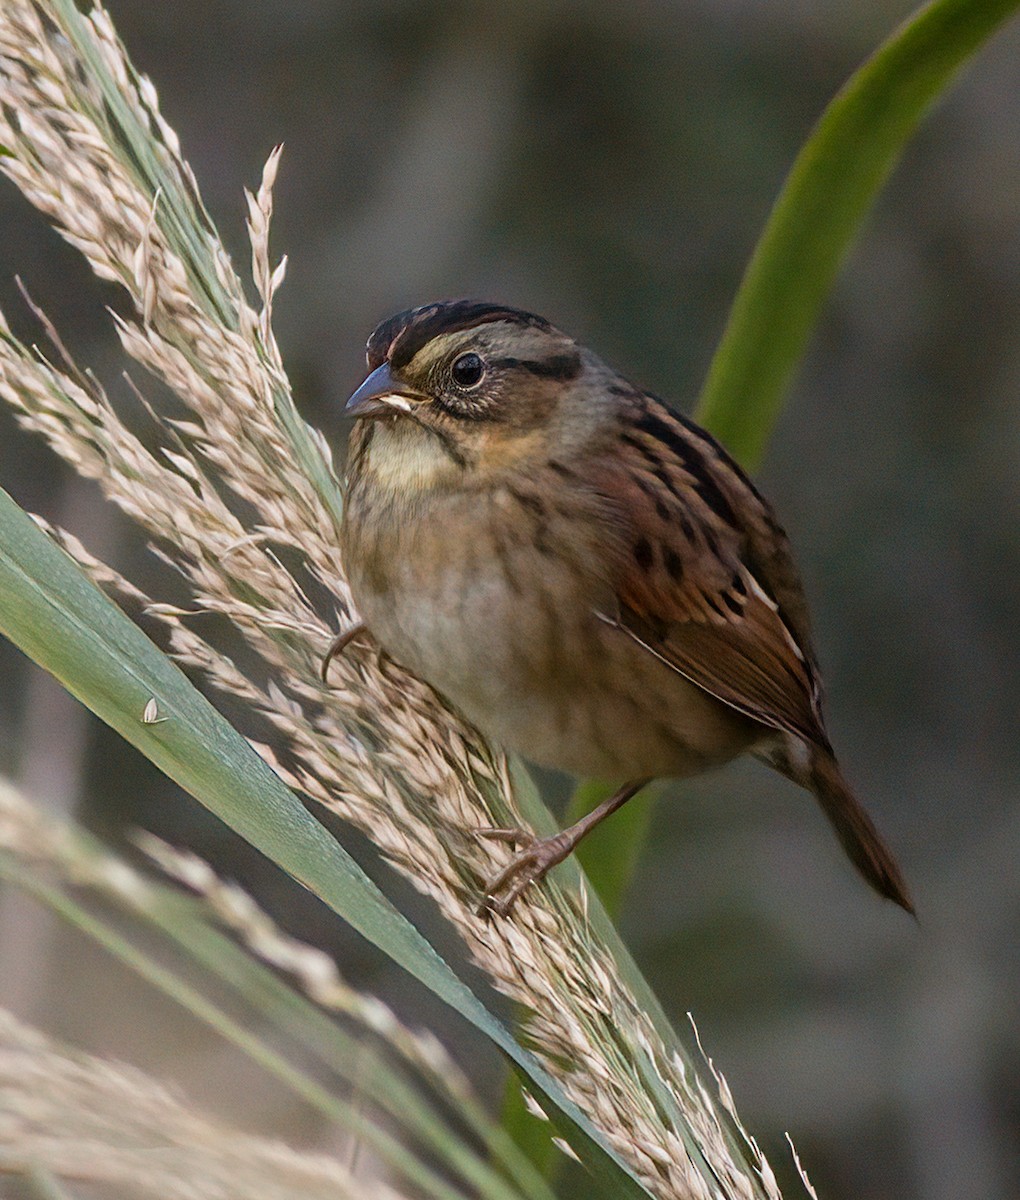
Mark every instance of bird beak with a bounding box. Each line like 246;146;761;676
345;363;423;419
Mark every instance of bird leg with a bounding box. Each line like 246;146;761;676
478;778;651;915
320;622;368;683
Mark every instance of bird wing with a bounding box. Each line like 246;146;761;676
595;394;826;746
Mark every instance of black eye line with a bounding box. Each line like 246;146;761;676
486;353;581;381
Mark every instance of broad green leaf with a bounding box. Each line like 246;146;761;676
0;486;651;1200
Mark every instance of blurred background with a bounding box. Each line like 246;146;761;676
0;2;1018;1198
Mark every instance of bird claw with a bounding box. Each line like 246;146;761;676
320;622;368;683
476;829;573;917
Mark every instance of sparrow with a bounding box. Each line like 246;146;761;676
335;300;913;917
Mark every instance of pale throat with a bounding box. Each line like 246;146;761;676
361;418;462;493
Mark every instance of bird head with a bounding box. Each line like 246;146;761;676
344;300;604;490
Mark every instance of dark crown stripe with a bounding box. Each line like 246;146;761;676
368;300;554;370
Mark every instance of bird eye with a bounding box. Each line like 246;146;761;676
451;352;484;389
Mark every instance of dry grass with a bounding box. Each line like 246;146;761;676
0;1007;410;1200
0;4;786;1197
0;775;480;1109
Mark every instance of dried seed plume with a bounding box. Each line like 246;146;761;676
0;5;805;1197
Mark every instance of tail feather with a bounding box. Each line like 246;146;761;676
809;749;915;915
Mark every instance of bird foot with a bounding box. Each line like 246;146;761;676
476;827;574;916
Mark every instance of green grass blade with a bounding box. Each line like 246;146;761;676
697;0;1020;464
0;487;651;1200
0;773;553;1199
152;897;555;1199
22;1169;74;1200
111;840;557;1200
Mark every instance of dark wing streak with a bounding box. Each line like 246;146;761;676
673;399;820;676
638;391;820;660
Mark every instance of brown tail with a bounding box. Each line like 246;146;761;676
809;749;914;915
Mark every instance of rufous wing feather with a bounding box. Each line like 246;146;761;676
597;393;912;911
595;398;825;744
